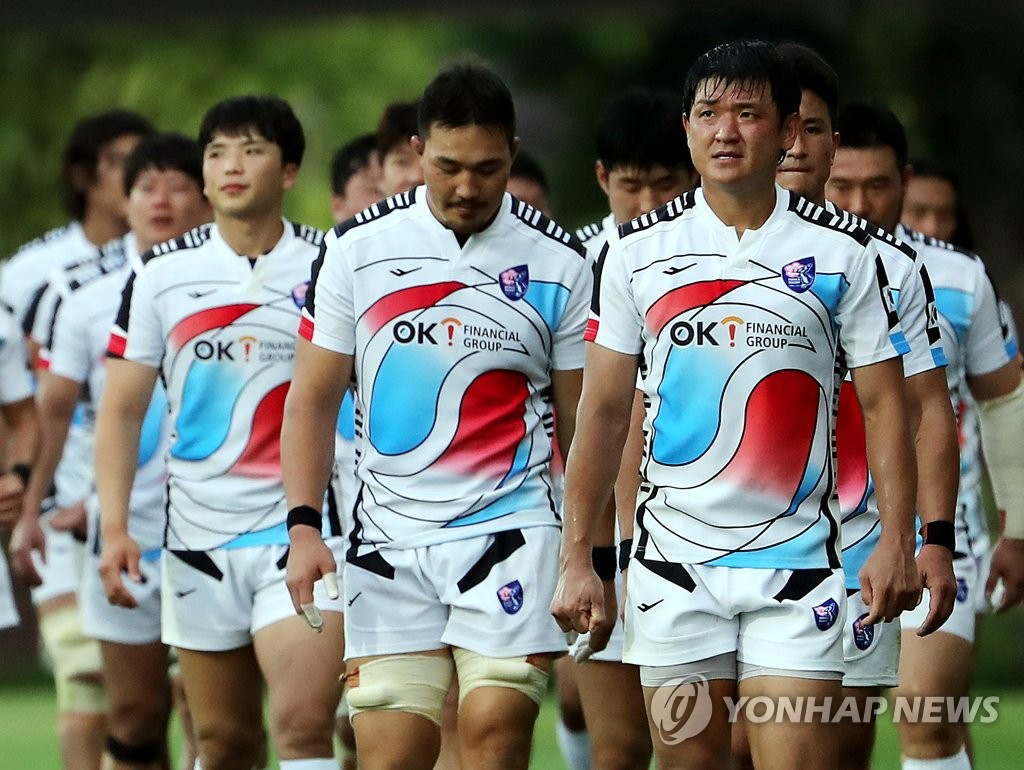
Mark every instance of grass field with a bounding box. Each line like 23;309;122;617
2;667;1023;769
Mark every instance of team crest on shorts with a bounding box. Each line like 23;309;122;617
956;577;969;603
499;265;529;300
291;281;310;308
782;257;816;293
497;580;524;614
812;598;839;630
852;613;875;650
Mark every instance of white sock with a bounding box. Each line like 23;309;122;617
556;719;592;770
902;747;971;770
278;760;337;769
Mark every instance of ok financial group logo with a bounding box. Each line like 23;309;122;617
392;317;523;352
669;315;809;350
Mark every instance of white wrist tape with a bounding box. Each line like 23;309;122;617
977;380;1024;538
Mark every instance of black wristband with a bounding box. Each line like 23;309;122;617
919;520;955;553
286;505;322;532
618;538;633;572
9;463;30;486
592;546;616;581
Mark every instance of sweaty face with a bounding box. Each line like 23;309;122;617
598;162;696;225
901;175;958;242
127;168;211;251
777;89;838;204
416;123;513;236
684;79;796;194
202;130;297;221
825;146;904;233
380;141;424;197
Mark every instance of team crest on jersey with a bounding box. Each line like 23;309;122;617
782;257;816;293
852;614;875;650
497;580;524;614
291;281;309;309
812;598;839;630
956;577;969;603
499;265;529;300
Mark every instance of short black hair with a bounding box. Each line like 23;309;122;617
775;42;839;126
834;101;908;170
418;62;516;148
61;109;155;220
682;40;800;125
376;101;419;158
330;133;378;195
123;133;204;197
198;95;305;166
595;88;693;173
509;150;548;192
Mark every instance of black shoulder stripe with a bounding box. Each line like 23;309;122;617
291;221;325;247
590;240;611;317
831;210;916;261
789;192;871;246
21;284;48;336
303;239;329;319
148;223;214;263
9;225;71;257
618;192;697;240
334;189;417;239
575;219;606;242
901;227;978;261
510;197;586;258
66;239;128;293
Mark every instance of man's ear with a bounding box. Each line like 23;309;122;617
411;135;425;157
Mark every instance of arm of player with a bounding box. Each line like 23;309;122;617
969;360;1024;611
550;343;637;643
0;397;37;529
281;337;351;617
94;358;159;608
851;357;921;625
612;389;645;621
9;371;82;586
904;368;958;635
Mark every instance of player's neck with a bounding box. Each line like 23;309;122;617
215;212;285;258
702;181;778;237
80;208;128;248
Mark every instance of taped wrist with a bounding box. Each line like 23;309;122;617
977;380;1024;538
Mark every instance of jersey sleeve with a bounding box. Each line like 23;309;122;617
896;258;946;377
107;265;163;367
299;231;356;355
964;259;1015;376
29;282;62;348
0;311;33;405
44;293;92;384
549;254;591;371
589;237;644;355
837;239;908;369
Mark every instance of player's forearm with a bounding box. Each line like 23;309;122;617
562;395;632;564
281;387;337;514
612;390;645;544
21;397;75;523
94;405;144;536
907;369;958;526
1;398;37;469
861;380;918;548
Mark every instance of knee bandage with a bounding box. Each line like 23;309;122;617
106;735;163;764
453;648;550;706
345;655;454;726
39;605;106;713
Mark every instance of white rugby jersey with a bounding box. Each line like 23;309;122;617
0;304;33;406
898;226;1016;558
302;187;591;550
43;235;169;552
108;220;338;551
590;186;908;570
825;206;947;588
2;222;96;331
576;214;615;251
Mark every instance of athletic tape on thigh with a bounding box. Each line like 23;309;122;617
345;655;454;726
452;648;549;705
39;604;103;680
56;676;108;714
